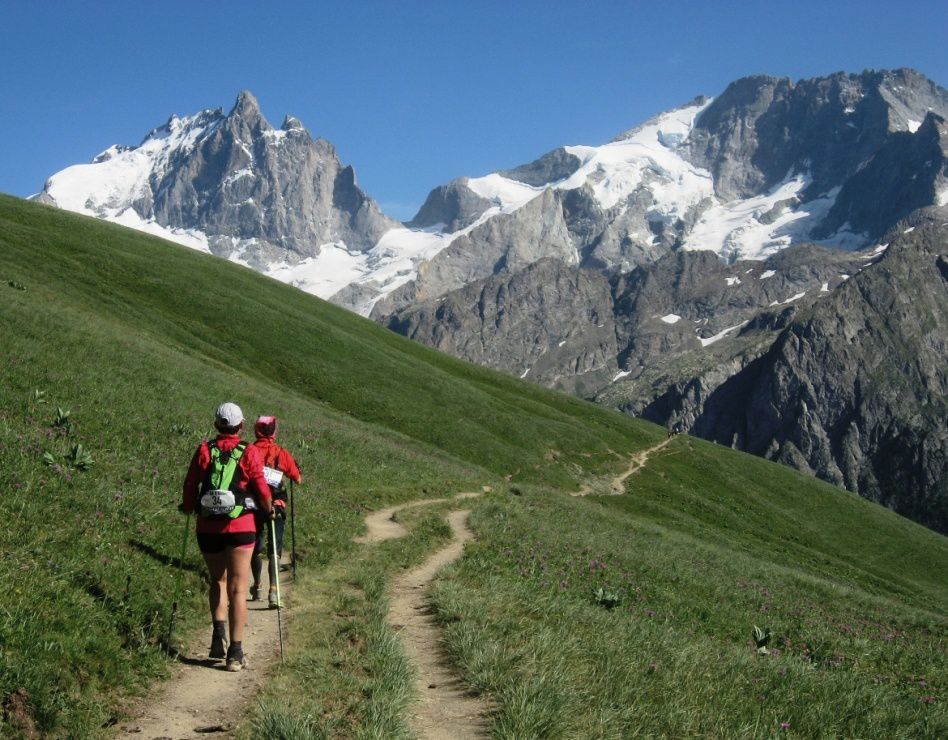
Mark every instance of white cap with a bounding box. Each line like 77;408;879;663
215;402;244;428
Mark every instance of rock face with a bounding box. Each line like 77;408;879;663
614;215;948;533
815;112;948;239
389;241;875;395
36;91;396;268
376;68;948;316
685;69;948;246
385;258;618;394
610;245;866;372
408;178;494;232
373;188;580;316
500;147;583;186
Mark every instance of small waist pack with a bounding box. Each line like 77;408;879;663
199;489;259;519
200;489;241;518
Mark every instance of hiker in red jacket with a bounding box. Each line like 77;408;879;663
182;402;272;671
249;415;302;608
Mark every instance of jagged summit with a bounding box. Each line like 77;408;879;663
35;90;396;271
688;68;948;202
233;89;260;110
230;89;264;125
34;69;948;322
282;114;305;131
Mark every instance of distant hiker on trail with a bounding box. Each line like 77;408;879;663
249;415;301;608
181;402;273;672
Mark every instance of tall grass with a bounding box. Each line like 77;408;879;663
429;441;948;737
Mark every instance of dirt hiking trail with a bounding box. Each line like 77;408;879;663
572;438;674;496
117;444;661;740
353;491;481;544
358;490;491;739
115;555;291;739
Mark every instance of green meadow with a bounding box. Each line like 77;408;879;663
0;194;945;737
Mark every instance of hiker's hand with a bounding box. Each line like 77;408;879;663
177;503;192;515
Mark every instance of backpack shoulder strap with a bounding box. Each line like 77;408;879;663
205;440;246;491
263;442;282;469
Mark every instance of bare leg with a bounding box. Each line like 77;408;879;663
250;532;264;594
203;551;228;622
226;546;254;643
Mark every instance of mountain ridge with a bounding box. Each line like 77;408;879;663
28;69;948;530
35;69;948;319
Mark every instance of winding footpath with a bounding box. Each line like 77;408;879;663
115;439;671;739
357;490;490;739
572;438;674;496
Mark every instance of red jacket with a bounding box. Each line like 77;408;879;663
252;436;301;508
182;434;272;533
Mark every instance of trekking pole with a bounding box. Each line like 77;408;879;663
270;515;285;663
167;512;191;653
290;479;296;578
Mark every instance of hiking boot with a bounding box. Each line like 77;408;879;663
209;632;226;660
225;645;246;672
249;583;260;601
268;588;281;609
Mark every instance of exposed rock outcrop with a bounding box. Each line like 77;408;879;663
614;215;948;532
385;258;618;394
37;91;396;268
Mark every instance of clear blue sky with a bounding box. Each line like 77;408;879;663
2;0;947;220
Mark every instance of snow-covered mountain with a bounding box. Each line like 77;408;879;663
34;91;442;315
371;69;948;318
35;71;948;320
375;69;948;534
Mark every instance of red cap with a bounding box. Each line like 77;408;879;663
254;415;277;438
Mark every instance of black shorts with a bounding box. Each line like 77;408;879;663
197;531;256;554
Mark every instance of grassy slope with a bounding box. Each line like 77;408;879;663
435;442;947;737
0;194;651;736
0;194;945;737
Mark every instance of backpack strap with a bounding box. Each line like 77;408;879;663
207;441;247;491
264;442;282;469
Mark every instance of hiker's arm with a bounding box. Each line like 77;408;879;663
282;449;302;485
180;442;209;514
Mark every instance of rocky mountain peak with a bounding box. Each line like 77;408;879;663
876;67;948;131
281;114;305;132
686;68;948;203
231;90;263;120
35;90;396;270
408;178;493;231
